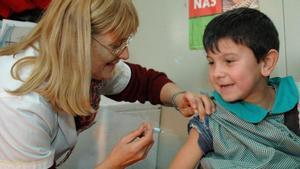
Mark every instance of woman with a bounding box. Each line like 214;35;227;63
0;0;214;168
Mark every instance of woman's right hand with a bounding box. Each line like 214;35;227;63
96;123;154;169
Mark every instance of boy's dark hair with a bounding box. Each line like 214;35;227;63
203;8;279;62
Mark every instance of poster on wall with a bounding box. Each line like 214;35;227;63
189;0;259;50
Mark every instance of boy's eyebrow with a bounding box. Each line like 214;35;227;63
222;53;239;58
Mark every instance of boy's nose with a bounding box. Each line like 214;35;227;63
213;65;226;78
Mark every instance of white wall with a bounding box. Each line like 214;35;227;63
283;0;300;81
130;0;293;168
259;0;286;77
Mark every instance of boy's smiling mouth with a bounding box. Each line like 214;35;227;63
220;84;234;88
218;83;235;94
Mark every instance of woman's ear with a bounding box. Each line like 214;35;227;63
260;49;279;76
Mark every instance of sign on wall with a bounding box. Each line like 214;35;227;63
189;0;259;50
189;0;222;17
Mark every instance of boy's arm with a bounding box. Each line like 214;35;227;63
169;128;203;169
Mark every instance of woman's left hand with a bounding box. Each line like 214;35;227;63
172;91;215;119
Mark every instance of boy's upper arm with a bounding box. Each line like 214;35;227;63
169;128;203;169
170;116;214;169
188;128;205;157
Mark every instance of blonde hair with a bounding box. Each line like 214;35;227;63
0;0;139;116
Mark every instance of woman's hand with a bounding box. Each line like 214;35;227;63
96;123;154;169
160;83;215;119
172;91;215;119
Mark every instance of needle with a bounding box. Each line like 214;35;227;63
153;127;161;133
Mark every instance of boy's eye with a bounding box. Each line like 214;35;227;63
206;56;216;65
207;60;214;65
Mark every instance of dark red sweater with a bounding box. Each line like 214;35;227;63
108;62;172;104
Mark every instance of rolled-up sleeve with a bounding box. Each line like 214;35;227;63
0;92;56;169
188;116;214;156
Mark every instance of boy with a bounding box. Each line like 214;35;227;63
170;8;300;169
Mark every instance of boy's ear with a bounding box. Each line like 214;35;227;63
260;49;279;76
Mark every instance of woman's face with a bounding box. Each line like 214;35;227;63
91;33;130;80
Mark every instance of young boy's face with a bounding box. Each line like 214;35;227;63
207;38;266;103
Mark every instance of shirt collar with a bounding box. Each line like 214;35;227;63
212;76;298;123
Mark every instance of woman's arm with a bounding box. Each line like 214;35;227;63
169;128;203;169
107;62;215;117
0;94;56;169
